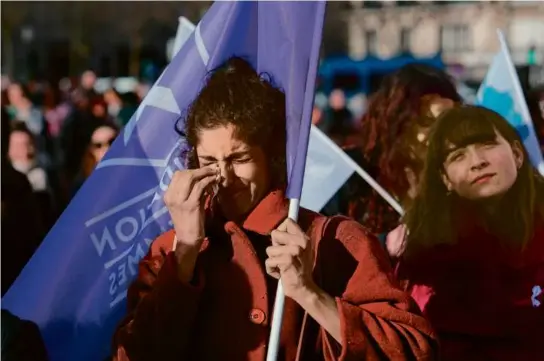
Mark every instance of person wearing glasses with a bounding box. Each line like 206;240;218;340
70;121;119;198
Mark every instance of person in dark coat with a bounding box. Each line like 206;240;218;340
395;106;544;361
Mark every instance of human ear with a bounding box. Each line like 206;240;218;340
441;171;453;191
511;141;524;169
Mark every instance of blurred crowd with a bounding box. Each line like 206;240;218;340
1;70;147;295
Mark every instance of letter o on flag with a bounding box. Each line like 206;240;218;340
116;217;139;243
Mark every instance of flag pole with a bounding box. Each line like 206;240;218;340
311;125;404;216
267;198;300;361
495;29;544;176
266;3;326;360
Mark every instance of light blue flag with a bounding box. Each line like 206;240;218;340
300;125;355;212
476;30;544;175
1;2;325;360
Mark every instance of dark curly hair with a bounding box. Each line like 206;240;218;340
404;105;544;257
175;56;287;186
351;63;462;233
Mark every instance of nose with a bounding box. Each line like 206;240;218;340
218;161;235;188
468;148;489;171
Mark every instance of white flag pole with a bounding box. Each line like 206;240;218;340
311;126;404;216
266;198;300;361
266;1;326;358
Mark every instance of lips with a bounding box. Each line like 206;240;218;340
471;173;496;184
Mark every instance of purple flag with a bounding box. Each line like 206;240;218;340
2;2;325;360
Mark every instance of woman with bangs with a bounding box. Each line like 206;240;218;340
395;105;544;361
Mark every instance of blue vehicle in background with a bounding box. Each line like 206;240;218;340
314;53;477;117
317;53;445;97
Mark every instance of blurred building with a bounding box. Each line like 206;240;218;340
1;1;211;82
2;1;543;88
343;1;544;84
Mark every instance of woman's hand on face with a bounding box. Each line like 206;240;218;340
163;166;219;248
266;219;316;302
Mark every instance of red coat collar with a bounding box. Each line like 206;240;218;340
236;188;289;235
205;188;289;236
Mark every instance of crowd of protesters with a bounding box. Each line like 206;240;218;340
2;62;544;360
1;70;146;296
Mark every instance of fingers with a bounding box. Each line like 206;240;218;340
265;254;300;279
190;166;218;180
266;244;302;258
276;218;306;237
188;174;218;204
166;167;217;202
270;228;308;249
265;257;281;279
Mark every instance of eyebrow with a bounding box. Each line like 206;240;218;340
198;150;251;162
444;136;498;158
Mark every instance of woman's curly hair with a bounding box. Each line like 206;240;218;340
351;63;462;233
175;56;287;187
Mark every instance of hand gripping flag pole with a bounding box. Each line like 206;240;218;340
266;3;326;360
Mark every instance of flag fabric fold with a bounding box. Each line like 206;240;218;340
476;30;544;175
2;2;325;360
300;126;356;212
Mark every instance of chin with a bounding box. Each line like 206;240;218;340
220;197;253;221
472;187;508;200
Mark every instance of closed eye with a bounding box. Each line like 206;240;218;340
233;157;252;164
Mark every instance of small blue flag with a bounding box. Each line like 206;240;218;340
476;30;544;175
1;2;325;360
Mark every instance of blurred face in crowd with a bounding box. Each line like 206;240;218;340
92;103;107;118
416;94;456;145
81;70;97;90
405;94;457;199
196;124;270;221
441;130;523;200
7;83;25;104
329;89;346;110
311;106;322;125
91;126;117;163
104;89;121;105
8;130;34;163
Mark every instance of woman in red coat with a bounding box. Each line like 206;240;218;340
395;105;544;361
112;57;437;361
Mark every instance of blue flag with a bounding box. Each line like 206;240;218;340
2;2;325;360
476;30;544;175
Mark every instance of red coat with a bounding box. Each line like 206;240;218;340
396;222;544;361
113;189;436;361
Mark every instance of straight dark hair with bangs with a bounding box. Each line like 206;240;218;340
403;105;544;256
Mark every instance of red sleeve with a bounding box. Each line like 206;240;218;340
316;218;438;361
112;232;204;361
